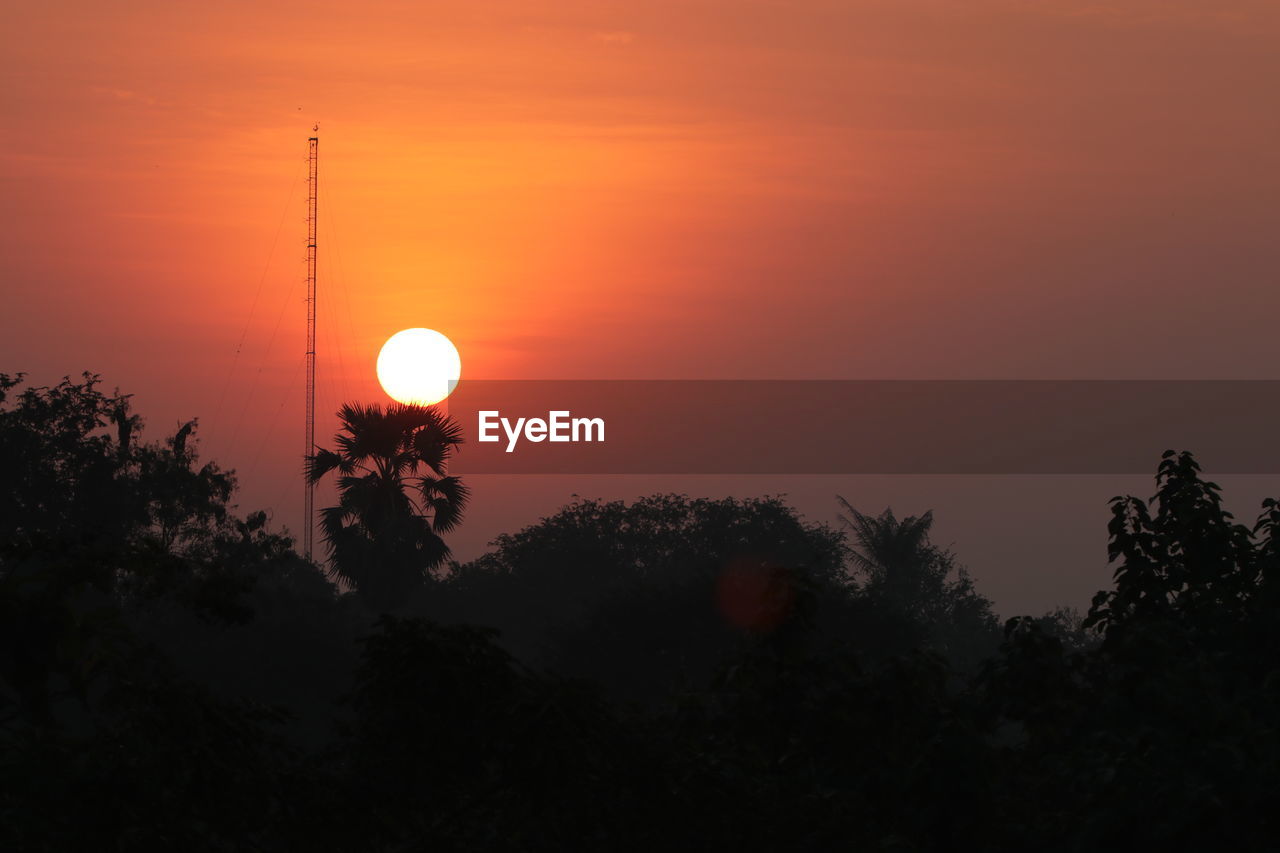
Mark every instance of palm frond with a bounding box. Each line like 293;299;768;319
412;409;465;459
420;475;471;533
307;448;345;484
837;496;935;576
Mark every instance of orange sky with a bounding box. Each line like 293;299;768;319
4;1;1280;613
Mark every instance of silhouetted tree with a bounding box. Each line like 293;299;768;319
1086;449;1268;643
836;500;998;668
0;373;312;850
307;615;660;852
435;494;848;703
982;451;1280;850
308;402;469;612
15;370;1280;851
0;373;297;730
1027;605;1098;655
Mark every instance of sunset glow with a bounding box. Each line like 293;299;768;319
3;0;1279;614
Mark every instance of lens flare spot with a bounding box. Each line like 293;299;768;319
715;556;795;632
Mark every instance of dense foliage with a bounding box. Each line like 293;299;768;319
2;375;1278;850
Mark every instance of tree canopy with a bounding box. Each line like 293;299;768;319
4;374;1280;850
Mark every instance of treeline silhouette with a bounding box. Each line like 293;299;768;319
2;372;1279;850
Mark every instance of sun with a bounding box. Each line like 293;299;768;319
376;328;462;406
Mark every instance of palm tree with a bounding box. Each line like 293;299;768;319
837;498;998;666
307;402;469;611
836;500;942;604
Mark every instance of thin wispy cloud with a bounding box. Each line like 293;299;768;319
592;30;635;44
